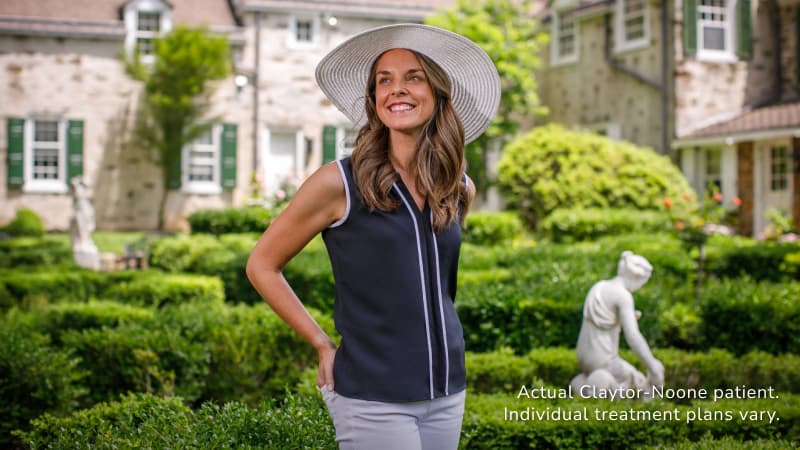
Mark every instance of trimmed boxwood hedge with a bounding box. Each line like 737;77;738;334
540;207;671;243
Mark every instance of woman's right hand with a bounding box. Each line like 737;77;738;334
317;343;337;391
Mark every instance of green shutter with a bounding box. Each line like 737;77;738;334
682;0;697;56
796;8;800;91
66;120;84;185
167;150;182;189
6;118;24;188
735;0;752;59
220;123;237;189
322;125;337;163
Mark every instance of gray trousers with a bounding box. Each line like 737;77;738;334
320;386;466;450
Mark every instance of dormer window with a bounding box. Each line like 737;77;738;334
551;12;578;65
288;15;319;49
615;0;649;52
123;0;172;62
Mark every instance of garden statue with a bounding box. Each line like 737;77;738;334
70;176;100;270
570;251;664;399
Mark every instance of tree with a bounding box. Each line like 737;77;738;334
127;26;230;229
426;0;548;196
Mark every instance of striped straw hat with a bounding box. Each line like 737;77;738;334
315;23;501;144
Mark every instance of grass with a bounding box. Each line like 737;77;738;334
46;231;148;254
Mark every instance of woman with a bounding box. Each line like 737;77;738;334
246;24;500;450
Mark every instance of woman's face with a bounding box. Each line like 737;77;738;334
373;48;435;138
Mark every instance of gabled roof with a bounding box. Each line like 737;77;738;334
676;101;800;146
0;0;239;38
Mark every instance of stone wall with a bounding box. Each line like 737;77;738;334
737;141;755;235
673;0;778;137
0;35;253;231
541;3;666;152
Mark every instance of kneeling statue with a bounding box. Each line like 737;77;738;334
570;251;664;399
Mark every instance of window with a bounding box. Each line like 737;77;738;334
136;11;161;56
123;0;171;61
6;118;83;194
770;146;789;191
697;0;735;61
615;0;649;51
705;150;722;193
183;126;221;194
551;12;578;65
338;127;358;157
289;16;319;48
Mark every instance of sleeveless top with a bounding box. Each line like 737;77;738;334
321;157;467;402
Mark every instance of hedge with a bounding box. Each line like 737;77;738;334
710;243;800;281
463;211;524;246
102;272;224;307
540;207;671;243
0;237;72;269
19;393;335;449
465;347;800;395
0;327;87;447
187;206;275;235
2;208;45;237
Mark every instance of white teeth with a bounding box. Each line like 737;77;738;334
389;104;413;112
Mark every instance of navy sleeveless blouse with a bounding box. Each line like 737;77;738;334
321;157;466;402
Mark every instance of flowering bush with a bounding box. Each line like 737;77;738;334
662;190;740;250
247;170;301;211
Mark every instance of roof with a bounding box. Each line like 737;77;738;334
676;101;800;146
239;0;454;20
0;0;240;38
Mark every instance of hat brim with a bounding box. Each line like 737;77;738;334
315;23;501;145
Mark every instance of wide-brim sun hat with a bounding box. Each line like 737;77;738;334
315;23;501;144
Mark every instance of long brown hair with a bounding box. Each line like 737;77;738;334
350;50;474;233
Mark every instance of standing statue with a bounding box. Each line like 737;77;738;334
570;251;664;399
70;176;100;270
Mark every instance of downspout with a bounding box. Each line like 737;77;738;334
253;11;262;179
768;0;782;102
604;5;670;154
661;0;671;158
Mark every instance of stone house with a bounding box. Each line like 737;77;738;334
0;0;451;231
540;0;799;235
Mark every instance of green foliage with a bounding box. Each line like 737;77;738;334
147;233;224;272
540;207;672;243
0;237;72;269
2;208;45;237
103;272;225;307
426;0;548;193
187;207;275;234
0;327;87;447
20;393;336;449
699;278;800;355
463;211;524;246
710;242;800;281
126;26;231;229
61;323;210;404
497;124;694;229
461;394;800;449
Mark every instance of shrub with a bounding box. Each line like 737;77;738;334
497;124;694;229
0;269;106;306
463;211;524;246
711;243;800;281
61;323;210;404
147;233;224;272
0;327;87;447
2;208;45;237
540;208;671;243
4;300;154;344
19;392;336;449
699;278;800;355
187;206;274;234
282;239;335;312
0;237;72;268
102;272;225;307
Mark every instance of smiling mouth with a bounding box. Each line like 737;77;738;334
388;103;415;113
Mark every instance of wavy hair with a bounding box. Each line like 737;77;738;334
350;50;474;233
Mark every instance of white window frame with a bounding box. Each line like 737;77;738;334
336;126;358;158
262;128;306;194
614;0;650;52
551;11;579;66
123;0;172;63
696;0;736;62
182;125;222;195
288;15;320;49
23;118;68;194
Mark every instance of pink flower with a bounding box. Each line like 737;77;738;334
713;192;723;202
663;198;673;209
732;197;742;207
276;189;286;200
675;221;685;230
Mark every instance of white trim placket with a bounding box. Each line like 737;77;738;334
328;159;351;228
430;212;450;395
393;183;435;399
